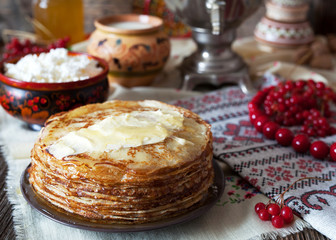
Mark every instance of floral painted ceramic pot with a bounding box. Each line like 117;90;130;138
87;14;171;87
0;52;109;130
254;17;314;49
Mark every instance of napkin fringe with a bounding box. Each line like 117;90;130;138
3;145;26;240
250;220;313;240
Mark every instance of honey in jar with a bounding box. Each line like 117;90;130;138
32;0;85;44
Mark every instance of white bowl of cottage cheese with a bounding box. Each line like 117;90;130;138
0;48;109;130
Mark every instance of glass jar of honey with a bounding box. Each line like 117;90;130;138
32;0;85;44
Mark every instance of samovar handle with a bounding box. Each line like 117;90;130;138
206;0;226;35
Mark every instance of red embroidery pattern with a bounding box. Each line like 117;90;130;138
222;120;264;143
286;185;336;214
171;87;336;224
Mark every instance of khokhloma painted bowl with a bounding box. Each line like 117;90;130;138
0;51;109;130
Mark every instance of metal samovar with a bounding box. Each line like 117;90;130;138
165;0;261;93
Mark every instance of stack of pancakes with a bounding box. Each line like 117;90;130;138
28;100;214;223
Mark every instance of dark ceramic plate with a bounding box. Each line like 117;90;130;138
20;160;224;232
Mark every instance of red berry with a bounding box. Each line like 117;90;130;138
295;80;306;88
289;95;299;105
263;121;280;140
23;39;31;47
330;143;336;162
258;209;271;221
316;81;325;90
32;46;39;52
272;215;285;228
317;129;327;137
11;38;20;48
310;141;329;159
23;47;31;54
255;202;266;214
292;134;310;153
248;102;258;112
306;128;316;137
249;111;262;124
280;206;294;223
267;203;281;216
254;115;269;133
2;53;10;59
310;109;321;118
285;81;294;90
278;103;286;112
63;36;70;44
275;128;294;146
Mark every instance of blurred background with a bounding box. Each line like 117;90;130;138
0;0;264;43
1;0;336;44
1;0;335;49
2;0;336;35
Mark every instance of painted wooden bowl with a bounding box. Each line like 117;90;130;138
0;52;109;130
87;14;171;87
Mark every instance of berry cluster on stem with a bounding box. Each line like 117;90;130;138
255;177;330;228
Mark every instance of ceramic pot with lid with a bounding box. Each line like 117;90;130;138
87;14;171;87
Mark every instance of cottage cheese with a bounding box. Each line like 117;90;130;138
4;48;103;83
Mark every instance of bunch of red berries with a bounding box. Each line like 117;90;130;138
261;80;335;129
254;177;330;228
255;201;293;228
249;80;336;161
2;37;70;61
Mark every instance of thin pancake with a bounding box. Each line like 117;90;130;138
29;100;214;223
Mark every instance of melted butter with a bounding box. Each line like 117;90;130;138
48;109;184;159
